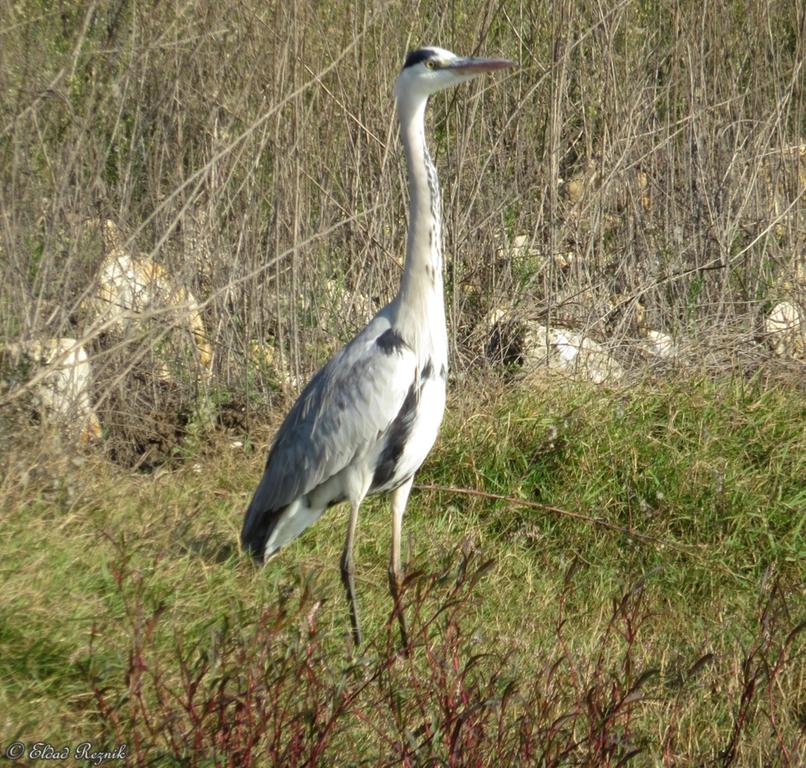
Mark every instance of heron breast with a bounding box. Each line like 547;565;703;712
370;363;446;494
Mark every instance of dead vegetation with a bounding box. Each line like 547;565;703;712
0;1;803;465
89;545;803;766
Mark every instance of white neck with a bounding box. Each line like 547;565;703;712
393;92;447;363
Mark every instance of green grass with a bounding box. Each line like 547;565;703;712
0;374;803;764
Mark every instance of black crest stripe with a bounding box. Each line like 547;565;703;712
403;48;437;69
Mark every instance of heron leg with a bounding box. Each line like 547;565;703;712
340;500;362;649
388;477;414;649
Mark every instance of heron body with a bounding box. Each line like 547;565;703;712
241;47;511;647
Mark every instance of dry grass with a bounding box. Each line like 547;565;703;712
1;1;804;457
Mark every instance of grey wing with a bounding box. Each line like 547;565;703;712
242;316;416;554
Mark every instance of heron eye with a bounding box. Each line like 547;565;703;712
425;60;436;70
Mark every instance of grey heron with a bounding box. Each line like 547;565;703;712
241;47;512;648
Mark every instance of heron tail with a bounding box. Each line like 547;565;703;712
241;494;327;563
240;498;283;563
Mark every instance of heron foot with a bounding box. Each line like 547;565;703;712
341;550;362;648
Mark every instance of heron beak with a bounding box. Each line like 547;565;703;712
444;57;514;75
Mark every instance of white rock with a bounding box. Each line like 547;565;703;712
641;329;677;360
5;338;101;443
495;233;542;263
484;306;510;329
524;323;625;384
81;220;213;377
765;301;804;358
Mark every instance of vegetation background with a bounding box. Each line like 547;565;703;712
0;0;803;764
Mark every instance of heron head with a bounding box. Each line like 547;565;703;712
395;47;512;107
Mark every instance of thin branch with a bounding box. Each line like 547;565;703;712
414;482;741;576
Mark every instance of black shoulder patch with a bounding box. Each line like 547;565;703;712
421;359;433;380
403;48;437;69
376;328;407;354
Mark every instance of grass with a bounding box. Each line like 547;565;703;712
1;374;803;764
